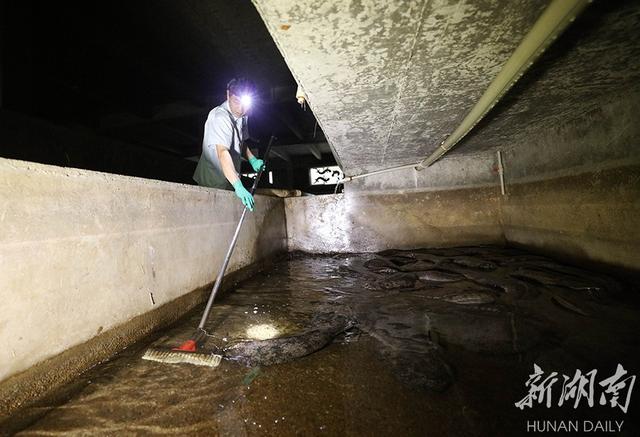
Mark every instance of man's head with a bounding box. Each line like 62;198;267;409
226;78;255;117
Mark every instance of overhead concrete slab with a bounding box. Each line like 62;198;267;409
251;0;548;175
459;1;640;156
252;0;640;180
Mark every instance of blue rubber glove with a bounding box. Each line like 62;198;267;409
232;180;254;211
248;156;265;172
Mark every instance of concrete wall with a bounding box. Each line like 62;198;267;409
0;158;286;395
285;186;504;253
501;164;640;272
287;164;640;272
497;89;640;272
345;151;499;194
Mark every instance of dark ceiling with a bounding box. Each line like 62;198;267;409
1;1;329;166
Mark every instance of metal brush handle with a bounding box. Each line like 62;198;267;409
197;136;276;331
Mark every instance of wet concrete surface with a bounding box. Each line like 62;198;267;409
5;246;640;436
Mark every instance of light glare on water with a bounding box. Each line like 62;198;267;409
246;324;280;340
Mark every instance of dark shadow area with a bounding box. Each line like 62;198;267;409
0;1;337;190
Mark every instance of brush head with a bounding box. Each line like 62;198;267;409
142;348;222;367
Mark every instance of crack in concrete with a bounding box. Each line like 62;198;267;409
380;0;431;164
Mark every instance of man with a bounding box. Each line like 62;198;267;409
193;78;265;211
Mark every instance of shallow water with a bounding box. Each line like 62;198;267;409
7;246;640;436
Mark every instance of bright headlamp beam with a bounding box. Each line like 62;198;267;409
240;94;252;109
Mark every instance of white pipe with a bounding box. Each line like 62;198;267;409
344;0;591;183
343;162;417;182
416;0;591;170
497;150;506;195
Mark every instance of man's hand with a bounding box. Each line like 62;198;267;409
248;156;265;172
232;180;255;211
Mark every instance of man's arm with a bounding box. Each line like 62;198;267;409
216;144;240;184
216;144;255;211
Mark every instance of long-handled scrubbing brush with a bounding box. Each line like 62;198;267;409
142;136;276;367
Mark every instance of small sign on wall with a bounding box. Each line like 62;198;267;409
310;166;343;185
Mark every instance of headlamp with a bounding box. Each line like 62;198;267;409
240;93;253;109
